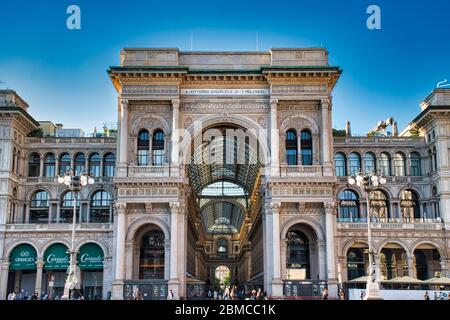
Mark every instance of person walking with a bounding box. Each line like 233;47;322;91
424;291;430;300
322;288;329;300
167;289;174;300
338;289;346;300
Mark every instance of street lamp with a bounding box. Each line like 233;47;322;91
348;171;386;300
57;169;94;300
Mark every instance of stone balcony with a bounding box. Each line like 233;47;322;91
280;165;323;177
337;219;443;231
24;176;113;184
2;223;113;232
127;165;171;177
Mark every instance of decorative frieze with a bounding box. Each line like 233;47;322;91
118;187;179;198
271;185;333;197
179;102;269;112
271;85;327;95
122;85;178;95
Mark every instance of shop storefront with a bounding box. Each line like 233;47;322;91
43;243;70;299
7;244;37;296
78;243;104;300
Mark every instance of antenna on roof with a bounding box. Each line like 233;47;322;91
256;32;259;51
437;79;450;88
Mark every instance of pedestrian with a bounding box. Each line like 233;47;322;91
338;289;345;300
135;288;143;300
7;292;13;300
207;289;212;300
424;291;430;300
213;290;218;300
360;291;365;300
167;289;174;300
322;288;329;300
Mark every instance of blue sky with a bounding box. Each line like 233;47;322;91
0;0;449;134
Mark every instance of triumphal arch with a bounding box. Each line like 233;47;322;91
108;48;341;299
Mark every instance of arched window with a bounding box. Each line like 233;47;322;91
364;152;376;174
139;229;165;279
334;153;347;177
414;250;429;280
28;153;40;177
74;153;85;175
59;153;71;175
370;190;390;221
60;191;80;223
137;129;149;166
380;248;408;280
300;130;312;165
349;152;361;176
285;130;298;165
152;130;165;165
103;153;115;177
410;153;421;176
217;238;228;257
89;153;101;177
378;152;391;176
400;189;420;222
339;190;360;221
30;190;49;223
44;153;56;177
90;190;112;223
287;230;310;279
347;248;367;281
394;153;406;176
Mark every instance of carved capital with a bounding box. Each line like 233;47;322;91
270;99;278;108
145;202;153;214
324;202;335;214
120;99;129;108
172;99;180;108
114;201;127;213
170;202;180;213
269;201;281;213
320;98;330;108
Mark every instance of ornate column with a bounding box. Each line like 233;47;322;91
0;259;9;300
270;99;280;176
35;258;44;298
297;132;302;165
55;157;60;176
117;99;129;177
168;202;181;299
324;202;338;298
280;239;288;280
321;99;333;176
407;256;415;278
39;157;44;177
268;202;282;296
25;204;30;224
164;241;171;280
111;202;126;299
171;99;180;176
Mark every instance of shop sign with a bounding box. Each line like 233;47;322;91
9;244;37;270
44;244;70;270
77;243;104;269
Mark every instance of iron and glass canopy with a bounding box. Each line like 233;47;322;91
188;133;261;235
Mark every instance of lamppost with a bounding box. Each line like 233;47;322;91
57;169;94;300
348;171;386;300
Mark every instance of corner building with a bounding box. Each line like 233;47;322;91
0;48;449;300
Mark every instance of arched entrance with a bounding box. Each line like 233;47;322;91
283;223;325;298
7;244;38;297
77;243;104;300
123;224;168;300
185;122;265;297
413;244;442;280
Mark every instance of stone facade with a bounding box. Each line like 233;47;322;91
0;49;449;300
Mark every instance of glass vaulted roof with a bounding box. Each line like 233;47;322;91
188;133;261;235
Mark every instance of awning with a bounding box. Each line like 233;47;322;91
385;276;424;284
9;244;37;270
77;243;104;269
44;243;70;270
425;276;450;285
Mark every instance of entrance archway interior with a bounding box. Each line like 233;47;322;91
186;124;264;291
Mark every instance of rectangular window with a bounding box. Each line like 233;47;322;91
138;150;149;166
152;150;164;166
301;149;312;166
335;161;346;177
